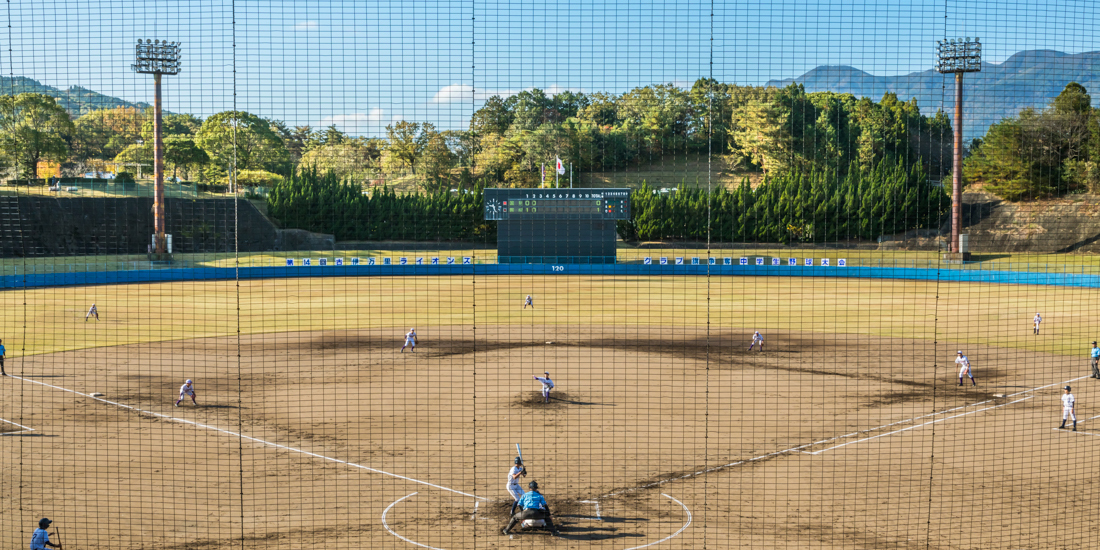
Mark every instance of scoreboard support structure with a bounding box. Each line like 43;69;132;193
484;188;631;264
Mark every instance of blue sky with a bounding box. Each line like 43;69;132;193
4;0;1097;135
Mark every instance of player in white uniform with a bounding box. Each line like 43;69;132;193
533;372;554;403
507;456;526;514
175;379;197;407
955;351;976;386
1033;313;1042;335
400;328;418;352
1060;386;1077;431
85;303;99;321
748;331;763;351
524;295;533;309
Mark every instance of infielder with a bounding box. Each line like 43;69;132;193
175;379;198;407
30;517;61;549
400;328;418;352
1033;313;1042;335
523;295;533;309
0;338;6;376
748;331;763;351
1090;341;1099;379
533;372;554;403
85;303;99;321
507;456;527;515
955;351;976;386
502;480;560;536
1060;386;1077;431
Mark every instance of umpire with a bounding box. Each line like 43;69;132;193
502;481;560;536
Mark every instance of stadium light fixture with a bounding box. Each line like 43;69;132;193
132;39;182;256
936;37;981;259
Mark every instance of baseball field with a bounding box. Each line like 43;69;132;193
2;273;1099;549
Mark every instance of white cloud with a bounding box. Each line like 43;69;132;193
430;83;583;104
320;109;384;131
293;21;319;31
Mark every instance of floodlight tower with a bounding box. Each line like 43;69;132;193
936;37;981;258
132;39;182;255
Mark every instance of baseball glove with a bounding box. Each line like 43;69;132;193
521;467;527;477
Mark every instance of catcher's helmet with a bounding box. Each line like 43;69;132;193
39;518;52;528
515;456;522;465
528;481;539;490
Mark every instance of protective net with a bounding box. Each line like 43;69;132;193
2;1;1099;548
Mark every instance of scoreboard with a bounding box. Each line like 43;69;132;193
483;189;630;221
484;188;631;263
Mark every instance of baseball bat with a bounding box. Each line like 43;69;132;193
516;443;523;463
54;526;61;548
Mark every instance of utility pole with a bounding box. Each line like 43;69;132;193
936;37;981;261
132;39;182;256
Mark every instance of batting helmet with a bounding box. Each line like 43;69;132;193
1066;386;1072;391
515;456;522;465
528;481;539;490
39;518;52;528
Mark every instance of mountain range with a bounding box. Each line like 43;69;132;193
766;49;1100;138
0;76;151;118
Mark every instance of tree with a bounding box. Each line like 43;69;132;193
415;130;457;191
470;95;513;135
0;93;75;178
164;136;209;180
298;141;377;184
384;121;433;174
70;106;145;162
196;111;290;179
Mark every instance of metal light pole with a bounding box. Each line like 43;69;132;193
132;39;182;255
936;37;981;258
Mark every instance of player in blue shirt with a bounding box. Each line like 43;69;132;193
1090;341;1099;379
30;518;62;549
0;338;6;376
502;481;560;536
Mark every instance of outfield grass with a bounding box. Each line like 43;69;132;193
2;274;1095;360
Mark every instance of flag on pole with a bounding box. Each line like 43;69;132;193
541;163;546;185
556;157;565;175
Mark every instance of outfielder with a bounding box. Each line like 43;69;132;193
175;379;198;407
955;351;976;386
502;480;560;536
85;303;99;321
400;328;418;352
1060;386;1077;431
1033;313;1042;335
748;331;763;351
507;456;527;515
533;372;554;403
523;295;533;309
1091;341;1099;379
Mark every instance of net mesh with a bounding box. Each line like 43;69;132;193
2;1;1099;548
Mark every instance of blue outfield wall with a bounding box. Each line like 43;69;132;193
2;264;1100;289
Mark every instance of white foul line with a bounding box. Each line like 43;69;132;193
383;493;447;550
9;375;485;500
0;417;35;435
622;494;692;550
808;396;1033;454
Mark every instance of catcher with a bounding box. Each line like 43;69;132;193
507;456;527;515
503;481;560;536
